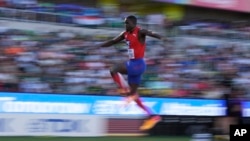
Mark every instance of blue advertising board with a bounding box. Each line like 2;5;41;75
0;92;227;116
242;101;250;117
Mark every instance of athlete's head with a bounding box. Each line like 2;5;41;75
124;15;137;32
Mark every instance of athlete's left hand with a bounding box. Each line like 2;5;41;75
161;37;172;43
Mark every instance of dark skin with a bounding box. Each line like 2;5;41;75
98;18;164;96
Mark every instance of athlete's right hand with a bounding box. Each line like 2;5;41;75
161;37;172;43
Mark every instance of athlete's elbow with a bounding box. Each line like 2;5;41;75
108;40;118;46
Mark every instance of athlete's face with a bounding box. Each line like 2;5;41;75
124;18;135;32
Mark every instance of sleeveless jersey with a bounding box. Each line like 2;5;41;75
123;26;145;59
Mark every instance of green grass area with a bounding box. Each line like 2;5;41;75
0;136;190;141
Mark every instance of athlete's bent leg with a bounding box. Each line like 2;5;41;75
110;63;129;94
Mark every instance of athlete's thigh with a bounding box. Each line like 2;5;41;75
111;61;128;74
128;74;142;86
126;59;146;76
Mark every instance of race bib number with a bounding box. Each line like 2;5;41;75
126;41;130;46
128;49;135;59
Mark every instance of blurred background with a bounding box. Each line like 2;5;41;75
0;0;250;141
0;0;250;98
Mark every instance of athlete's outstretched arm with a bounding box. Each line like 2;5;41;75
97;32;125;47
139;29;169;42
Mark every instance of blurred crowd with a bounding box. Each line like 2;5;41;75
0;19;250;99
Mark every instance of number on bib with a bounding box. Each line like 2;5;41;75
126;41;130;46
128;49;135;59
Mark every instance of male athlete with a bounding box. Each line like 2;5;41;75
96;15;167;130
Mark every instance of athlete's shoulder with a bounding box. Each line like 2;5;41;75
121;30;126;34
138;28;148;35
117;31;126;37
135;26;142;31
121;30;128;38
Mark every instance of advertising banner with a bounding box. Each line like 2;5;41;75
0;114;106;136
242;101;250;117
154;0;250;12
154;0;191;5
0;92;226;116
191;0;250;12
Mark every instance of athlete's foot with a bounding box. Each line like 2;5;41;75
123;95;138;106
119;95;137;108
117;88;130;96
139;115;161;131
119;94;141;108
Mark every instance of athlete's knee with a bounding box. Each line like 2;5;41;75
110;63;127;75
110;65;118;75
